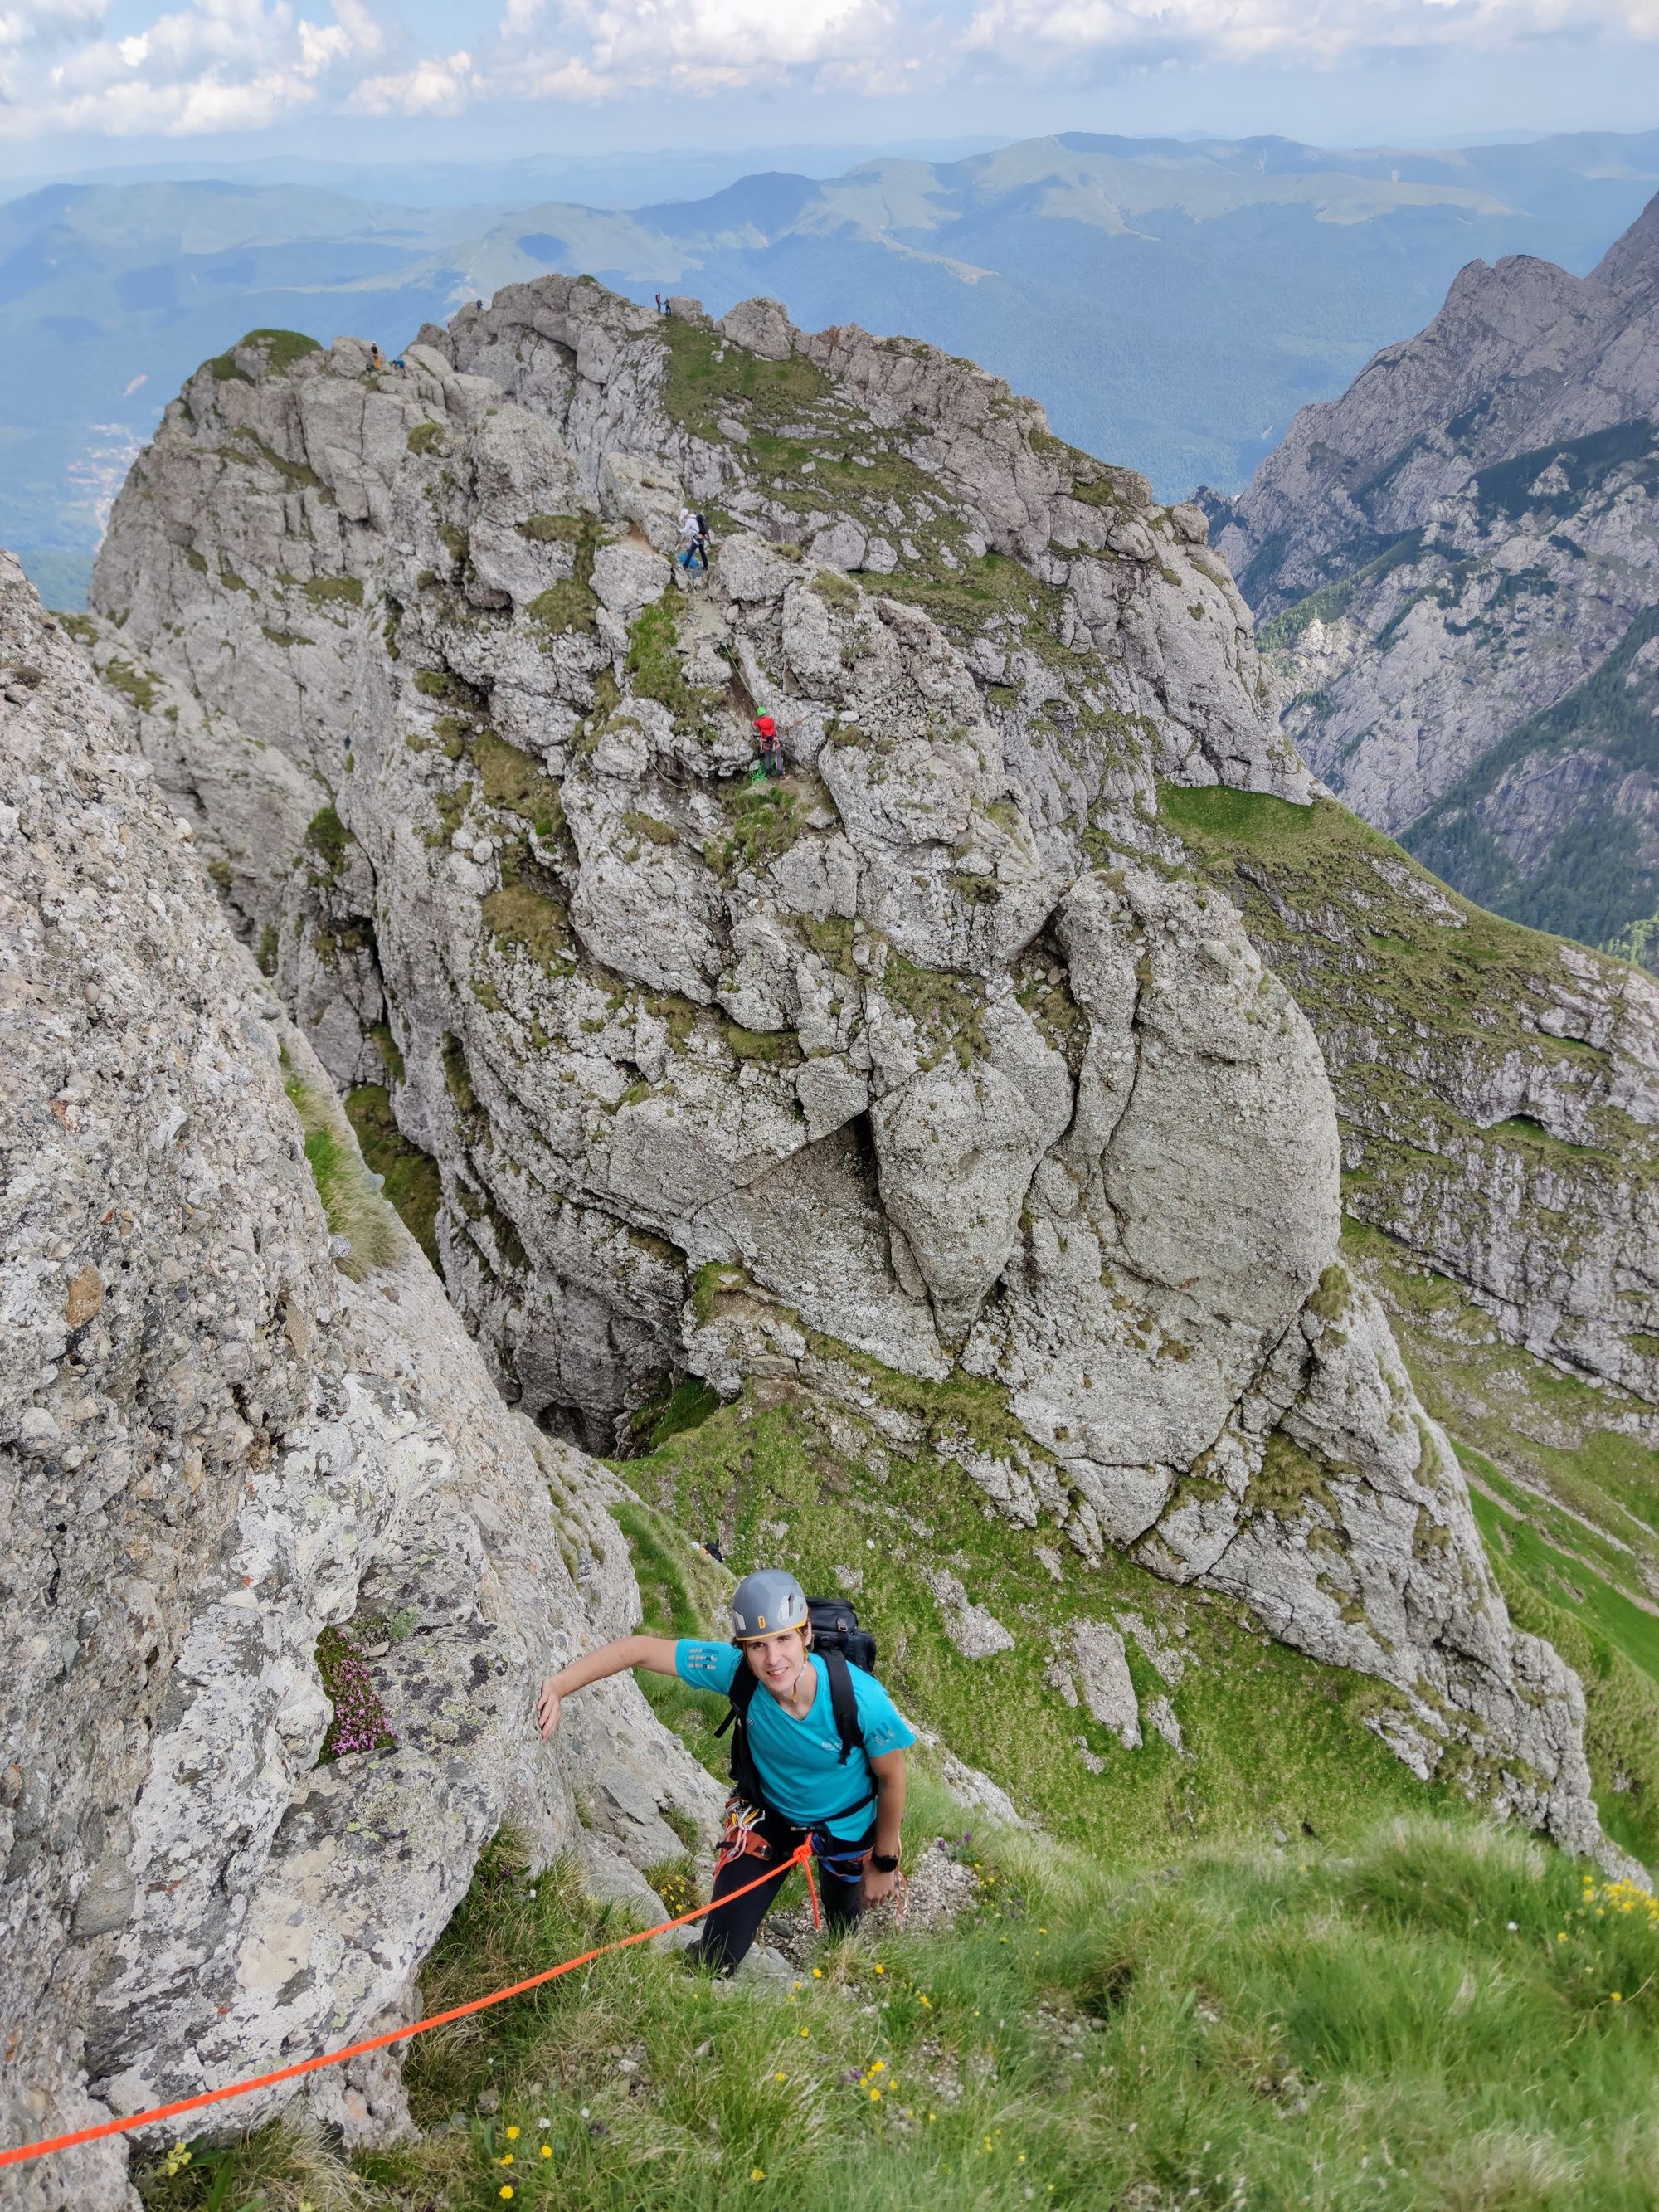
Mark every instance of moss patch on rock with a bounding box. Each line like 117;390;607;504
345;1082;442;1269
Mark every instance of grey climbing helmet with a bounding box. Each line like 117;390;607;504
731;1568;809;1643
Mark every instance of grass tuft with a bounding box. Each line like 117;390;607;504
286;1076;402;1279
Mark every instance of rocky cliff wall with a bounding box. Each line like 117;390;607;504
1202;192;1659;962
89;290;1659;1426
0;553;720;2206
67;305;1640;1876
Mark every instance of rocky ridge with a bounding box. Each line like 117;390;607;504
71;294;1645;1868
0;553;721;2206
1204;191;1659;962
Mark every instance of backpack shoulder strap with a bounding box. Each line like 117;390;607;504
713;1658;757;1740
821;1649;866;1767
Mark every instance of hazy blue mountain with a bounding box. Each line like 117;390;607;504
0;139;1008;213
7;129;1659;607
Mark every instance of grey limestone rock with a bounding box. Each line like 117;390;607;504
0;555;719;2201
66;276;1637;1888
1046;1622;1141;1748
1209;192;1659;950
925;1572;1017;1660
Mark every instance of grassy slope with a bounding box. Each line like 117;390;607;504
1155;783;1657;1182
1149;783;1659;1869
137;1801;1659;2211
623;1390;1433;1857
130;1380;1659;2210
1338;1217;1659;1869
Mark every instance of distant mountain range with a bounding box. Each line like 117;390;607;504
7;126;1659;607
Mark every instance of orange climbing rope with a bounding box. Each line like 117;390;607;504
0;1841;815;2171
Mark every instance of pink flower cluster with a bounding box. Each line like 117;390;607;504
316;1626;396;1763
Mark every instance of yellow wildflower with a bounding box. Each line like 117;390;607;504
505;2126;519;2141
750;2166;766;2182
540;2146;552;2160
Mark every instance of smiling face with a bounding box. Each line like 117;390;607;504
742;1625;810;1695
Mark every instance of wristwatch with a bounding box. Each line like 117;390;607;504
870;1850;900;1873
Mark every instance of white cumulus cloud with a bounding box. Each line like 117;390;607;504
2;0;391;137
963;0;1659;67
490;0;905;99
349;46;475;113
2;0;1656;139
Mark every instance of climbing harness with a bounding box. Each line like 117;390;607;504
0;1842;814;2172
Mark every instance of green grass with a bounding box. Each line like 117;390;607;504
1340;1216;1659;1600
625;597;722;735
620;1389;1439;1856
285;1076;402;1279
303;575;364;609
659;319;834;442
1339;1215;1659;1866
1159;785;1659;1201
474;733;566;840
345;1083;442;1269
525;517;601;636
134;1811;1659;2212
304;802;352;877
1469;1484;1659;1689
711;782;801;879
207;329;319;383
102;656;159;713
479;871;576;970
1481;1536;1659;1871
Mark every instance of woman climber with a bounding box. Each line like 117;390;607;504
538;1569;912;1972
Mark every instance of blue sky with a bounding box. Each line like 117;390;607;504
2;1;1656;177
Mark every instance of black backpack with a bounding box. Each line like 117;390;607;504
714;1597;879;1826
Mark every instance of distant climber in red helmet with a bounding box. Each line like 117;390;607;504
752;714;786;779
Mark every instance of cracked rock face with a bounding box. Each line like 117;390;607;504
71;291;1635;1878
0;554;719;2206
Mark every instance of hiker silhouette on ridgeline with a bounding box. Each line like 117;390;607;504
539;1571;911;1972
654;290;664;314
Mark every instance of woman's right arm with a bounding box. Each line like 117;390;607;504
538;1635;679;1740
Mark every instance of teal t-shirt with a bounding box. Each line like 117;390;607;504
676;1640;916;1840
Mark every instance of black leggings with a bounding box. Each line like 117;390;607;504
696;1806;874;1975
